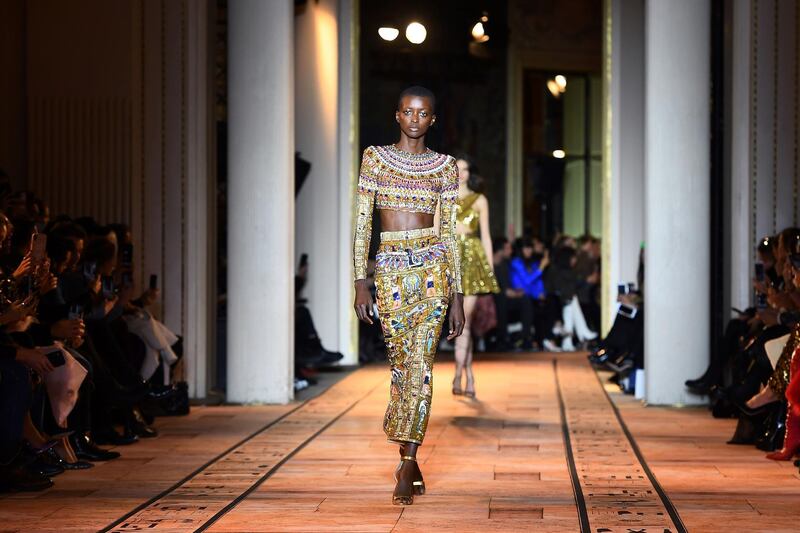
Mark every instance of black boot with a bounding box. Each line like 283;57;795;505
126;408;158;439
92;426;138;446
0;458;53;492
18;442;64;478
728;413;767;445
756;402;788;452
70;432;121;461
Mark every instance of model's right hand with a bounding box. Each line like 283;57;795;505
354;280;374;324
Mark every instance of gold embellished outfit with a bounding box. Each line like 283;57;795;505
455;192;500;296
354;145;462;444
768;325;800;396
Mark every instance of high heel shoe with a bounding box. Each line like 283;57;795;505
767;406;800;460
397;448;425;495
452;377;463;396
734;398;780;418
392;455;417;506
756;402;787;452
464;379;476;399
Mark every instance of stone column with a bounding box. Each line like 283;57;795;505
604;0;645;334
227;0;294;403
644;0;710;405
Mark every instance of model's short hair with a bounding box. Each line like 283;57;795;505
397;86;436;111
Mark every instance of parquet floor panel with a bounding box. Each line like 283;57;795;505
0;404;302;532
613;377;800;533
5;353;800;532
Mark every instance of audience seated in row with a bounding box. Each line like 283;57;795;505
682;228;800;464
0;187;187;493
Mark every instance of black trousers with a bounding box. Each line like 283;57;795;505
703;317;751;386
603;309;644;360
729;324;789;403
494;293;534;341
0;358;31;463
86;319;142;389
533;296;562;344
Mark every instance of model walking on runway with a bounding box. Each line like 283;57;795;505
452;156;499;398
353;86;465;506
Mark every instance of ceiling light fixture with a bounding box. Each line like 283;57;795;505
378;27;399;41
553;149;566;159
547;80;561;98
471;12;490;43
406;22;427;44
547;75;567;98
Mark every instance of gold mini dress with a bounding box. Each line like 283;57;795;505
456;192;500;296
354;145;462;444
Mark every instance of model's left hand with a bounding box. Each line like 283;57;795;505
447;293;465;340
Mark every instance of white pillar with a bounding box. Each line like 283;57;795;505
337;0;360;362
729;0;752;311
184;0;212;399
644;0;710;405
227;0;294;403
604;0;645;334
295;0;360;365
505;46;524;236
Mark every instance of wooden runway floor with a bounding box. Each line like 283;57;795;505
2;353;800;532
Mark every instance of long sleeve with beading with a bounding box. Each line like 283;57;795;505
353;147;378;281
439;159;463;294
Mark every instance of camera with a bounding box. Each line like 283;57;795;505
82;261;97;281
754;262;765;282
45;350;66;367
121;243;134;268
619;303;638;319
68;303;83;320
101;276;114;300
618;282;636;296
30;233;47;264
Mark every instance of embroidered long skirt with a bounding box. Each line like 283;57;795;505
374;227;450;444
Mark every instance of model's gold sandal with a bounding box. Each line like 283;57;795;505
396;448;425;495
412;477;426;495
392;456;416;506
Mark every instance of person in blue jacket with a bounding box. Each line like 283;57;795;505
510;238;549;300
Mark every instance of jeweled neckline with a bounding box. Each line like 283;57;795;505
388;144;434;159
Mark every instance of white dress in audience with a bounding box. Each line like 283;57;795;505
561;295;597;350
123;309;179;385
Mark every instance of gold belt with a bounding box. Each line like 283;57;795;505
380;227;436;241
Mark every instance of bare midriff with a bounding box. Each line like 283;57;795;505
378;210;435;232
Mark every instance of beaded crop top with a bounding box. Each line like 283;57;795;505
353;144;463;293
